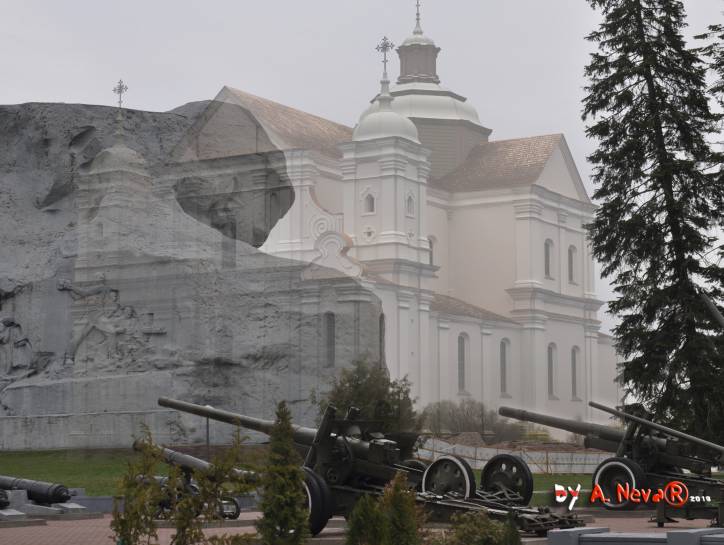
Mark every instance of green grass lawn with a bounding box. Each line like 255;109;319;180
0;449;137;496
1;448;594;500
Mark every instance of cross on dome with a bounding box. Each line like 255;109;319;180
375;36;395;79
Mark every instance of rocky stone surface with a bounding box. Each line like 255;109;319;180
0;101;382;449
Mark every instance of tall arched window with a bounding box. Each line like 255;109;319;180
379;313;386;365
500;339;509;395
544;239;554;278
568;245;577;284
547;343;557;398
269;191;280;225
323;312;336;367
364;193;375;214
406;195;415;217
457;333;468;392
571;346;581;399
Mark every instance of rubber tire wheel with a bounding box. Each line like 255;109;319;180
421;454;477;499
218;496;241;520
592;457;647;510
480;454;534;505
302;467;330;536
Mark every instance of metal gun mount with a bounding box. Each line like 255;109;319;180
500;402;724;526
159;396;583;535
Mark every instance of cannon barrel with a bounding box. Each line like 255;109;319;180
498;406;624;444
158;397;376;460
589;401;724;463
0;476;71;505
158;397;319;445
132;441;258;483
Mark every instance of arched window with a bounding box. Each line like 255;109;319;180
323;312;336;367
406;195;415;217
547;343;557;399
457;333;468;392
571;346;580;399
379;313;386;365
544;239;554;278
364;193;375;214
568;245;577;284
428;236;435;266
500;339;509;395
269;191;280;225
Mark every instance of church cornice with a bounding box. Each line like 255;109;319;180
507;284;604;312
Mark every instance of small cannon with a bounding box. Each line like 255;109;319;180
500;403;724;525
0;476;71;505
159;397;583;535
133;442;251;520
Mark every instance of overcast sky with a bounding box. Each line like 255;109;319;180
2;0;722;332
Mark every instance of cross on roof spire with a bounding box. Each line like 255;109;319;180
375;36;395;79
113;79;128;109
112;79;129;139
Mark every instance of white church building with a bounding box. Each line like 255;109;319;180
206;12;620;423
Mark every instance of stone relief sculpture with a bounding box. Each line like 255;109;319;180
57;278;165;369
0;317;32;376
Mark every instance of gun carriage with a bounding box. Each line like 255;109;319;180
158;396;582;535
500;402;724;526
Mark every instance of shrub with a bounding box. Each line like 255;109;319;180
346;494;388;545
255;401;309;545
313;358;419;432
111;425;163;545
428;511;520;545
345;472;425;545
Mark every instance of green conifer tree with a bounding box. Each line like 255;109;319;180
255;401;309;545
583;0;724;441
345;494;389;545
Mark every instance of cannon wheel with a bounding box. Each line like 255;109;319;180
421;455;476;498
592;457;646;510
218;496;241;520
480;454;534;505
302;467;332;536
402;459;428;491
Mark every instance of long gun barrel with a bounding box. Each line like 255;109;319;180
589;401;724;463
133;441;258;483
158;397;319;445
498;406;625;443
0;476;71;505
158;397;377;461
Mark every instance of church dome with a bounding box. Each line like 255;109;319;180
361;82;483;127
353;108;420;144
353;38;420;145
88;142;149;176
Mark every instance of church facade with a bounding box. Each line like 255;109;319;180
212;15;620;424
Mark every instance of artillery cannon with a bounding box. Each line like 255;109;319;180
0;476;72;505
133;442;251;520
159;397;582;535
500;403;724;525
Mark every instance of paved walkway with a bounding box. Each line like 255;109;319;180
0;511;715;545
